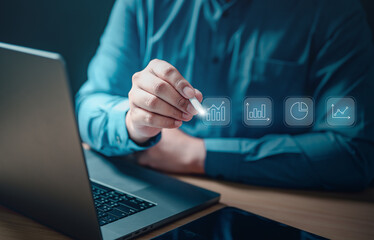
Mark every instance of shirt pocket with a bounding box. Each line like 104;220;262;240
247;58;309;98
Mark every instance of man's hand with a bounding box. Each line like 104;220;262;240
137;128;206;174
126;59;203;144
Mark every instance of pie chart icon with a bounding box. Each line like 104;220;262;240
290;102;308;120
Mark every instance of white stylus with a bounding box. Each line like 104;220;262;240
189;97;206;116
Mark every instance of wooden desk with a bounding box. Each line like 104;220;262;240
1;174;374;240
162;175;374;240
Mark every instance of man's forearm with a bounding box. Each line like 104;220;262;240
203;132;373;190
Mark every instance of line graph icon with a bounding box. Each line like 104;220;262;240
331;105;350;119
327;98;355;126
202;97;231;126
244;98;272;126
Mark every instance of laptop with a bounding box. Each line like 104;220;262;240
0;42;220;240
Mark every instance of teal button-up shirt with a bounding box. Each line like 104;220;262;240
76;0;374;189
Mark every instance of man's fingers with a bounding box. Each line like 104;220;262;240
133;72;196;115
194;89;203;102
147;59;195;99
129;87;193;121
130;104;183;129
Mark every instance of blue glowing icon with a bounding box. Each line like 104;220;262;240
285;97;314;127
327;97;355;126
243;98;272;127
202;97;231;126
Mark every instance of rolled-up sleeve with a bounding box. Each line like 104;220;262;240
75;0;160;156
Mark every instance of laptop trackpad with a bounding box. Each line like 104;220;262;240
84;149;151;193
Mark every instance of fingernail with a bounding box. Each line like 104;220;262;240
187;103;198;115
183;87;195;99
182;112;192;120
174;120;182;126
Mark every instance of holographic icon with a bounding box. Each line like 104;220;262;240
327;97;355;126
285;97;314;127
206;101;226;122
244;98;272;127
290;101;309;120
202;97;231;126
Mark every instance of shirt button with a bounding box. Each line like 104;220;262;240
212;56;220;64
116;136;122;144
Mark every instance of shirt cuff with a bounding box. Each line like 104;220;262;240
204;138;242;181
107;100;161;155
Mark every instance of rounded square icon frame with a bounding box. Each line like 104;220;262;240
326;96;356;127
242;96;273;128
201;96;232;127
284;96;315;128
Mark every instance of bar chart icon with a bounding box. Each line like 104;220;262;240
202;98;230;126
244;98;272;126
247;103;270;121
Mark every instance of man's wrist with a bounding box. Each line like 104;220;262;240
189;137;206;174
125;112;150;144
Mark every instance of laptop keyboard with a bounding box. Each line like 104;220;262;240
91;182;156;226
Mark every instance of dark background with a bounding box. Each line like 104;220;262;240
0;0;373;95
0;0;116;94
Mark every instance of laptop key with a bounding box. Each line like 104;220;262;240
95;203;102;208
101;214;118;223
98;197;109;203
108;201;119;208
140;202;152;207
108;209;128;218
119;200;142;211
115;204;137;215
98;204;112;212
109;196;121;202
98;211;107;218
99;220;107;226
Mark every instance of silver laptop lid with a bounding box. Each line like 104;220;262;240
0;42;101;240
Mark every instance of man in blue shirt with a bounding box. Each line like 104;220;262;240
76;0;374;190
